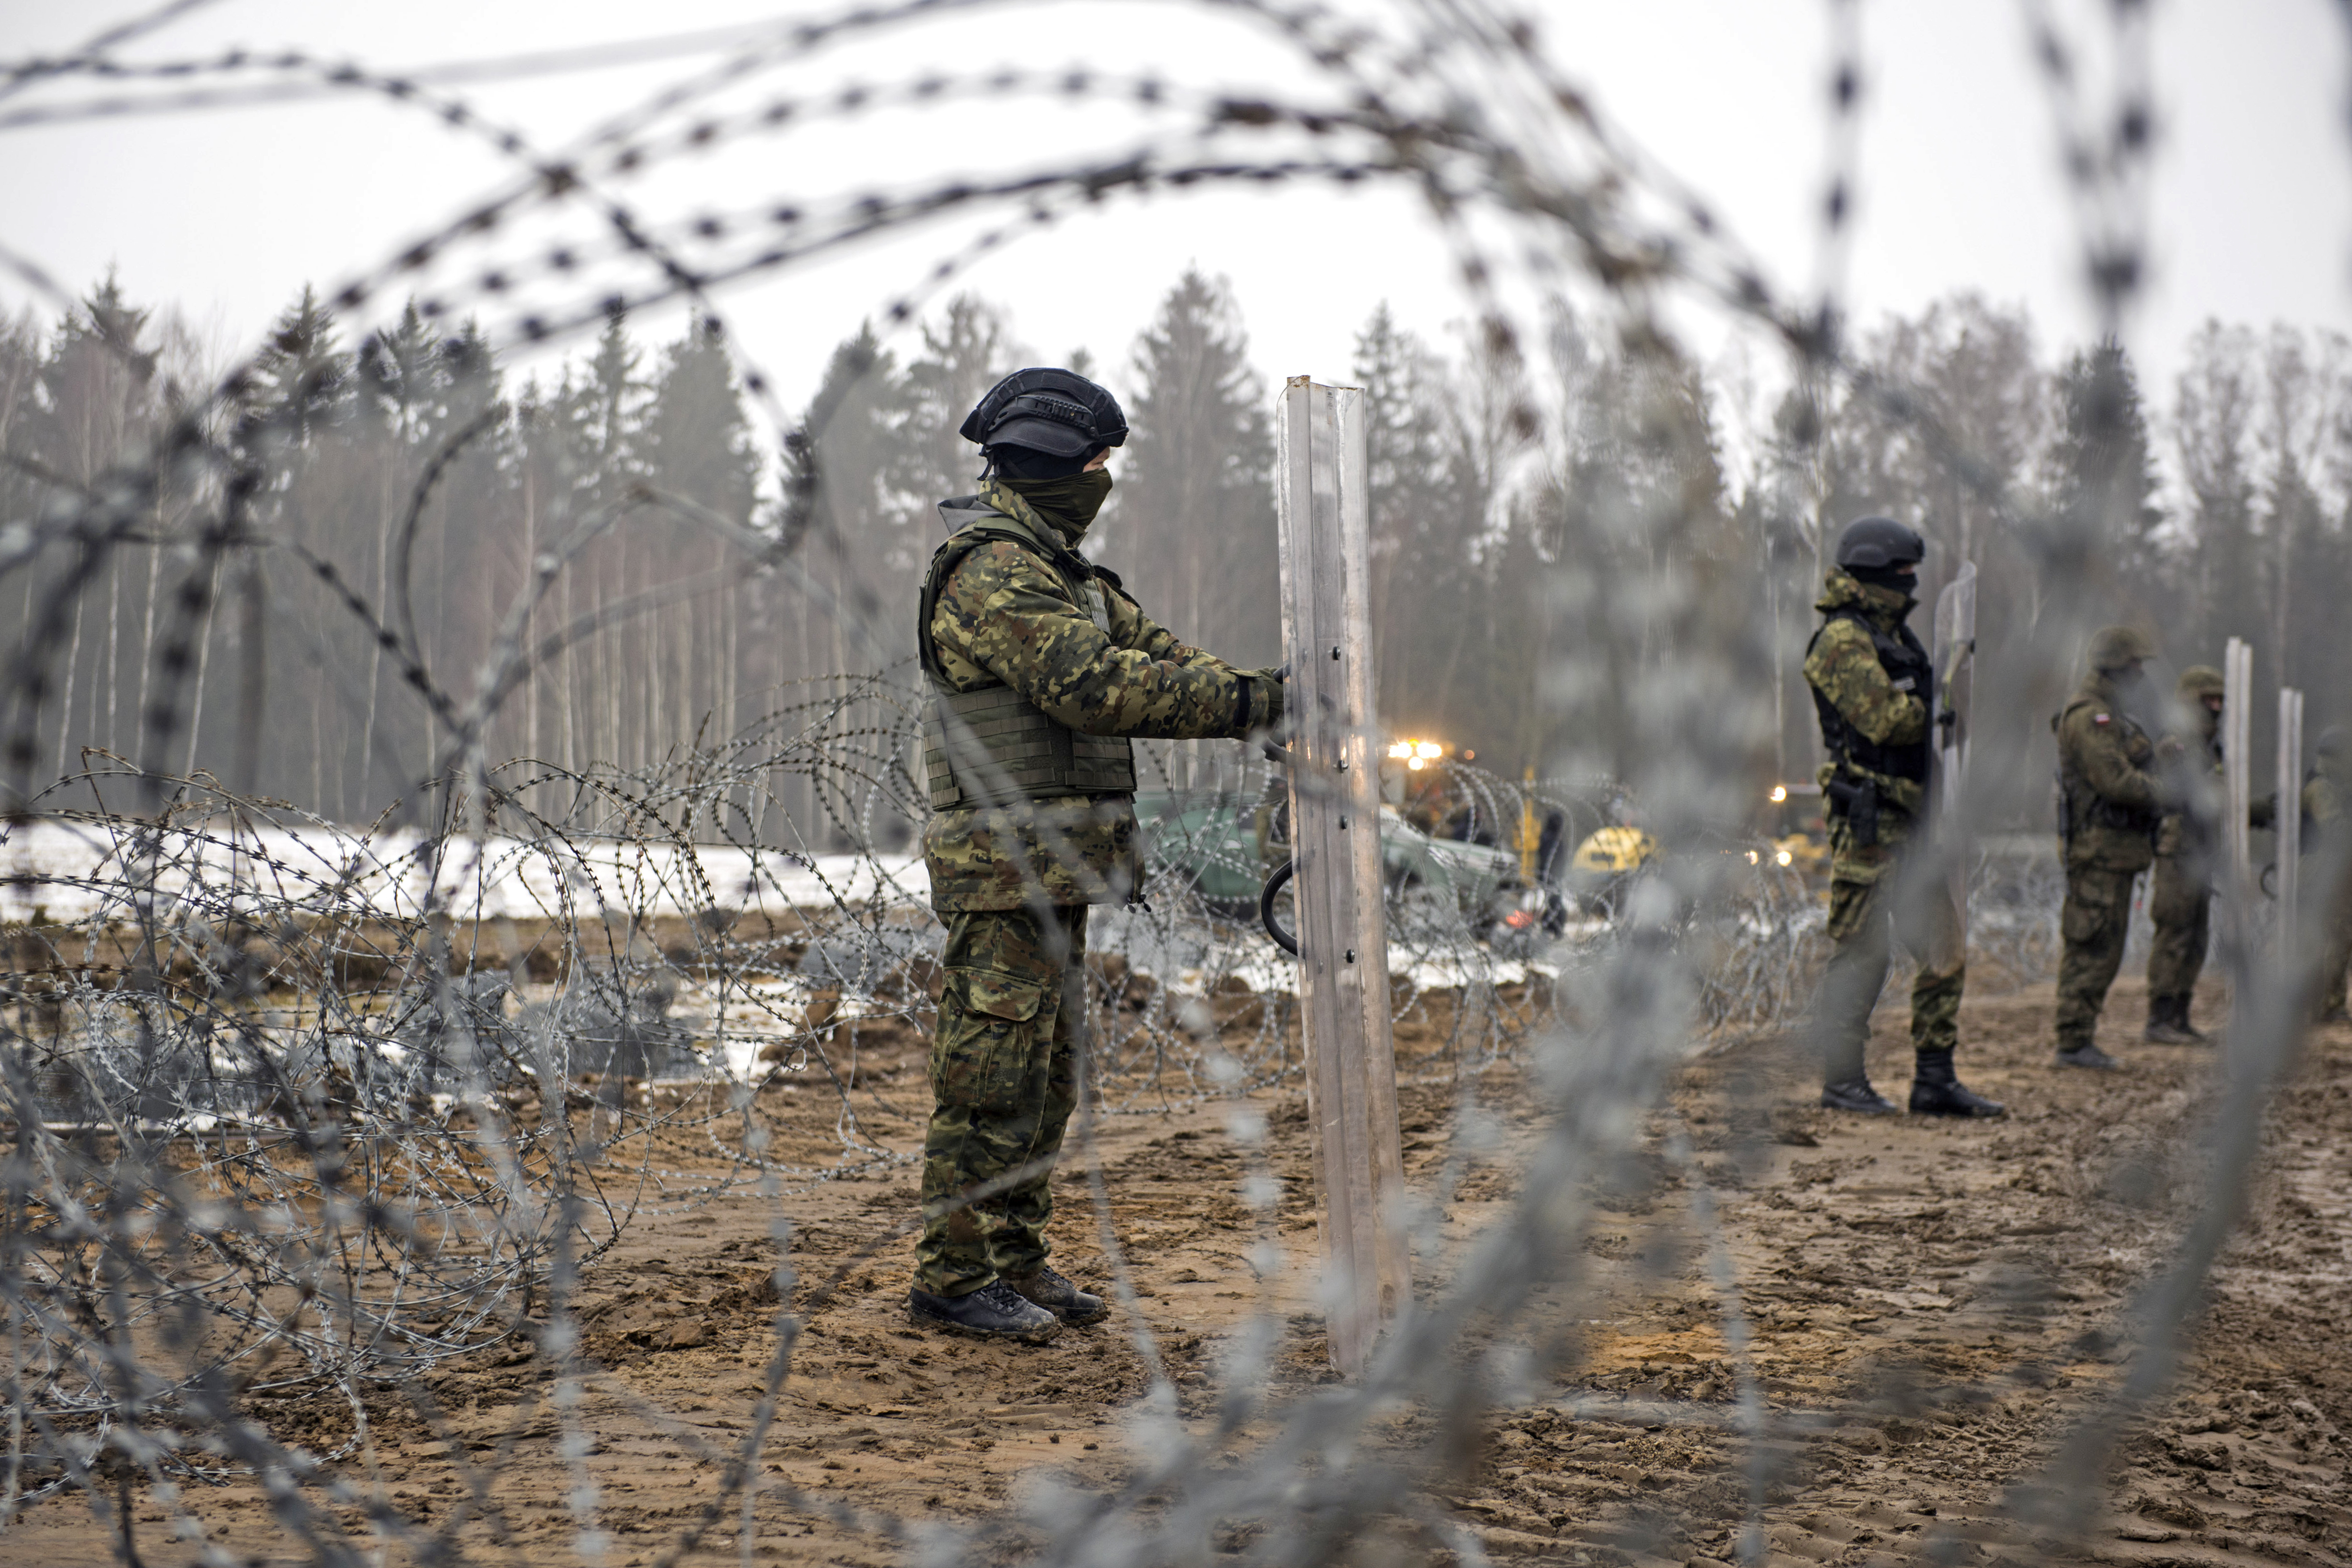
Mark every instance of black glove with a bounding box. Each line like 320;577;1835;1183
1235;668;1285;734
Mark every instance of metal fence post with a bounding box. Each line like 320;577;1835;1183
2278;686;2303;971
1274;376;1409;1377
2224;639;2253;920
1931;560;1976;966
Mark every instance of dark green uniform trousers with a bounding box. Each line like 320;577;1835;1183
914;904;1086;1298
1817;868;1964;1084
2146;852;2210;1010
2056;865;2139;1050
2319;873;2352;1019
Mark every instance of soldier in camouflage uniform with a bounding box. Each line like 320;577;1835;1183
2305;728;2350;1022
2146;664;2272;1043
909;368;1286;1342
2146;665;2224;1043
1804;517;2003;1118
2052;626;2165;1069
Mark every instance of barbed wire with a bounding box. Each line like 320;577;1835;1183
0;0;2343;1564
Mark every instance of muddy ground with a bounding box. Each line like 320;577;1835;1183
12;970;2351;1567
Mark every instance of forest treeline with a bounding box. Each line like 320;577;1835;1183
1;269;2346;835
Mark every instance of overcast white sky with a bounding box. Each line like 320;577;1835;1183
1;0;2345;467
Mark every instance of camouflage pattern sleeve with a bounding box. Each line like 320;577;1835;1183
1101;583;1227;669
2058;703;2161;812
932;542;1251;740
1802;618;1927;745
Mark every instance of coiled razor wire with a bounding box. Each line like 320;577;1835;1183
0;1;2342;1564
0;661;2057;1504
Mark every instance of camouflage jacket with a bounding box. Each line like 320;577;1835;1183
2156;708;2276;859
2056;671;2162;873
2154;713;2220;860
1804;572;1928;883
2303;757;2342;842
920;478;1266;912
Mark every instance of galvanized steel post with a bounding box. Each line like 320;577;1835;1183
1274;376;1409;1378
1930;560;1976;967
2278;686;2303;970
2224;638;2254;920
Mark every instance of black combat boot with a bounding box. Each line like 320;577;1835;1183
1821;1076;1898;1114
1001;1265;1109;1324
1908;1048;2005;1117
2055;1040;2118;1070
2144;995;2208;1045
907;1280;1061;1342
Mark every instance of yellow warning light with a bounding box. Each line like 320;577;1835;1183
1745;849;1760;865
1415;741;1442;760
1769;784;1788;802
1776;848;1794;867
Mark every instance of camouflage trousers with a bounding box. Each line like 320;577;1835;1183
2319;870;2352;1019
914;904;1087;1298
1816;865;1964;1084
2056;865;2140;1050
2146;852;2210;1009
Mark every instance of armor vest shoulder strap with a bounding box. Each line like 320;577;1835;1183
1825;604;1928;676
1810;604;1932;786
917;504;1088;686
916;498;1137;809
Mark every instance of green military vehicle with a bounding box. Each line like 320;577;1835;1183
1134;790;1525;930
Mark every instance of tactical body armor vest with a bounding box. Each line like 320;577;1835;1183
917;496;1137;810
1807;605;1933;793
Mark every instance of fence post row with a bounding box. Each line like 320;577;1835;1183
1274;376;1409;1378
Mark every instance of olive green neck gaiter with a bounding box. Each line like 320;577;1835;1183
1002;470;1113;544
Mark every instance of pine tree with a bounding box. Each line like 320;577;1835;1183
642;320;759;524
888;295;1010;522
241;287;349;451
1351;302;1455;727
792;323;912;667
2051;339;2164;623
2176;323;2261;664
1107;268;1278;664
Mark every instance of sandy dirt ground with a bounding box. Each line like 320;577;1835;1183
12;971;2351;1567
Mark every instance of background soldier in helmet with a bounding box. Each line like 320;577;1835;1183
910;368;1287;1342
2052;626;2165;1069
2146;664;2269;1043
1803;516;2003;1117
2305;727;2349;1022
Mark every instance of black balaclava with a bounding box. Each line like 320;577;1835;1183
989;444;1090;480
989;444;1112;541
1846;563;1917;598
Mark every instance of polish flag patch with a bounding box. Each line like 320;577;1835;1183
2093;713;2111;724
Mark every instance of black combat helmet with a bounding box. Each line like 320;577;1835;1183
1834;515;1926;572
962;368;1128;459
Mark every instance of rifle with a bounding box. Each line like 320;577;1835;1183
1825;775;1880;848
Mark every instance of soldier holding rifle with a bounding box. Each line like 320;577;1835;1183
1804;517;2004;1118
2051;627;2170;1069
2145;663;2274;1043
